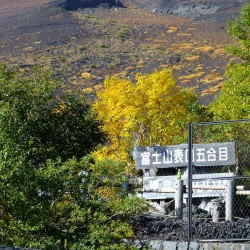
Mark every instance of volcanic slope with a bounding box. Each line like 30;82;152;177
0;0;241;104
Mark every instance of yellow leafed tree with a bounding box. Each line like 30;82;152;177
93;69;206;161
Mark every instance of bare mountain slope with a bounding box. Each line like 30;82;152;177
0;0;246;104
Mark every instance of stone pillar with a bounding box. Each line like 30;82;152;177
175;179;183;219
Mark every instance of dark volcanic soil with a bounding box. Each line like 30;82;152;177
0;0;79;56
0;0;55;16
133;212;250;242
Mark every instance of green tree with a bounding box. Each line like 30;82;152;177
0;155;148;249
208;63;250;120
0;64;105;165
93;69;207;161
0;65;147;248
227;3;250;63
207;3;250;179
209;3;250;120
0;64;147;249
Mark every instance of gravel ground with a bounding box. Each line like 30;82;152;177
133;210;250;242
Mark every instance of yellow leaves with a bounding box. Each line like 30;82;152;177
23;46;34;52
172;65;184;71
93;69;201;160
93;146;118;161
53;102;66;113
201;74;224;84
179;72;203;80
94;83;102;91
93;76;135;141
187;27;196;31
213;48;226;55
125;65;134;71
82;87;93;93
167;26;178;33
113;71;127;78
194;45;214;53
96;186;118;200
81;72;92;78
136;60;145;68
195;64;204;71
177;33;191;37
201;83;223;96
186;55;200;62
179;43;193;50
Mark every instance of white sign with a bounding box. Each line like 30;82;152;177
142;173;234;199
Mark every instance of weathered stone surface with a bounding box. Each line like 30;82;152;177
139;241;250;250
162;241;177;250
189;241;200;250
149;240;162;250
178;242;189;250
242;244;250;250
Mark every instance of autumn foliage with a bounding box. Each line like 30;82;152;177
93;69;206;161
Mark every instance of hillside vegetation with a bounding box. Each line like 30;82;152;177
0;0;241;104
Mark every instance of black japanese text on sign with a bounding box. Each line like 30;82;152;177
133;142;235;169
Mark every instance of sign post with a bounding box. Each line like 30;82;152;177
132;141;236;231
133;142;235;169
188;123;193;242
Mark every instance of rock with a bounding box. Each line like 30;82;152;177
122;0;243;23
199;198;225;223
65;0;124;10
162;241;177;250
64;0;244;25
